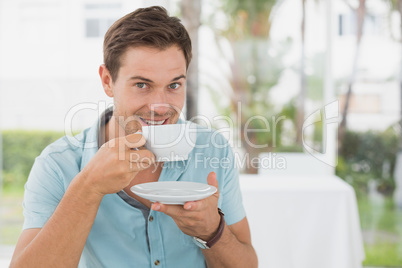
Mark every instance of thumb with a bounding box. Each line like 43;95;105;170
207;172;219;197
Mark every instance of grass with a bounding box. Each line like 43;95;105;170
1;225;22;245
358;195;402;266
364;242;402;266
1;185;25;198
0;186;24;245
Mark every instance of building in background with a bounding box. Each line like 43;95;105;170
269;0;400;132
0;0;174;132
335;0;400;131
0;0;399;133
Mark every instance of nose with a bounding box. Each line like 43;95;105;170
148;90;169;115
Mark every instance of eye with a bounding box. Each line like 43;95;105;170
136;83;148;89
168;83;180;90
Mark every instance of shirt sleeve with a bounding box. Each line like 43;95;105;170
218;138;246;226
22;155;65;229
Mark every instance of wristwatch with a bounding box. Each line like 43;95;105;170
192;208;225;249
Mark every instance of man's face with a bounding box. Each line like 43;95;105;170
106;45;187;135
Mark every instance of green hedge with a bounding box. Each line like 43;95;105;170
336;128;399;197
1;127;399;193
2;130;64;188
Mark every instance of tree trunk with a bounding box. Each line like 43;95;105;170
181;0;201;122
398;0;402;151
228;41;268;174
395;1;402;205
338;0;366;150
296;0;307;146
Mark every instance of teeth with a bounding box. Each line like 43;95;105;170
142;118;165;125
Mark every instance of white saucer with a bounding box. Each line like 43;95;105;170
130;181;217;205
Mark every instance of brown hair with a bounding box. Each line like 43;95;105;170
103;6;192;82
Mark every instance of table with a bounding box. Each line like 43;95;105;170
239;174;365;268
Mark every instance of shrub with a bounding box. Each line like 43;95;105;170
1;130;64;188
337;128;399;196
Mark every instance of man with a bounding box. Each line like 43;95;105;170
11;6;257;268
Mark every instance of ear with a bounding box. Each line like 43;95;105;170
99;64;114;97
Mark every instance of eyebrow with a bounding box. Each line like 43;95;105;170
171;75;186;81
129;75;186;83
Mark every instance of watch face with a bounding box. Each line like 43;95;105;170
192;237;209;249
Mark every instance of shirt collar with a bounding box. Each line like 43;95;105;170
80;107;112;170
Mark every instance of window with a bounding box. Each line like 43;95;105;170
85;18;117;38
84;3;122;38
338;12;356;36
339;93;381;113
338;12;385;36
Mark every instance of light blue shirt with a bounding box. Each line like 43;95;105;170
23;114;246;268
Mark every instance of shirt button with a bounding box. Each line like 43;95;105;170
149;216;154;222
154;260;160;266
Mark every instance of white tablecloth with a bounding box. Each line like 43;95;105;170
239;174;365;268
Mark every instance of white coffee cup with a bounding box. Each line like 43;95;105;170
141;122;197;162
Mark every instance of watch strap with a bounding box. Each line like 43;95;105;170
206;208;225;248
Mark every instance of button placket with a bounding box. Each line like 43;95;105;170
148;211;165;267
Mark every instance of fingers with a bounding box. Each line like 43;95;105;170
152;197;220;239
151;174;222;238
129;119;143;134
155;173;220;213
102;133;155;173
128;149;155;163
125;133;146;149
127;149;155;172
152;202;200;218
207;172;219;196
152;202;183;216
183;201;195;210
182;199;207;211
154;195;215;214
101;133;146;150
186;172;219;211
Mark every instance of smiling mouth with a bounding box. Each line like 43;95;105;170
139;117;168;126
